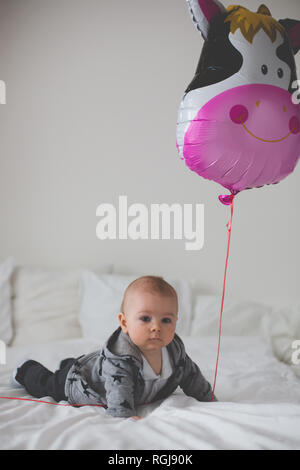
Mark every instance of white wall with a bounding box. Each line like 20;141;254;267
0;0;299;307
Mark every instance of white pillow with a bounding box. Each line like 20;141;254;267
79;272;192;341
11;264;111;346
190;294;271;337
267;304;300;365
0;257;16;344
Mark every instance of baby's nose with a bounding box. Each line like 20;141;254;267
151;321;160;331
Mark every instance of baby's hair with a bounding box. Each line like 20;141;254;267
120;275;178;313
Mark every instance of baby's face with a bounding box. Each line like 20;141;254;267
118;289;178;354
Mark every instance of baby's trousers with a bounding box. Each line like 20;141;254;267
16;358;75;402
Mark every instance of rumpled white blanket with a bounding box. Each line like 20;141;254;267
1;335;300;450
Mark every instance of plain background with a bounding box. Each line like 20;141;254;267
0;0;299;307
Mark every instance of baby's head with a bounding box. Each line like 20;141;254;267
118;276;178;354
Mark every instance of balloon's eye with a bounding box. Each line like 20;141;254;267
261;64;268;75
277;68;284;78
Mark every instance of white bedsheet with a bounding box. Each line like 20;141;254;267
0;336;300;450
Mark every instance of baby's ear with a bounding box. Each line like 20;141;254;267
118;312;128;332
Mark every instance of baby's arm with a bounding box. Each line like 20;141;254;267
101;357;139;418
179;353;217;402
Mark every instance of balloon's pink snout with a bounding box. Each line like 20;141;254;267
183;84;300;199
229;99;300;136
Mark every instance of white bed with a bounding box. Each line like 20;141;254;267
0;260;299;450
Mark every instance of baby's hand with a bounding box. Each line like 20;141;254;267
131;415;143;420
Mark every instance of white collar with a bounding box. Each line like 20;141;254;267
141;346;172;380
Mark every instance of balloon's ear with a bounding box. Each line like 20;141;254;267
278;18;300;55
186;0;226;40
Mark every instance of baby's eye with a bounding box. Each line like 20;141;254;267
140;316;151;322
162;318;172;323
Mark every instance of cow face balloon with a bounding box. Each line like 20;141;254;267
176;1;300;204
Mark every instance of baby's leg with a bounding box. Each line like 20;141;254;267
15;359;75;402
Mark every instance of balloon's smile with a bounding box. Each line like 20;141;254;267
229;105;300;143
239;119;292;143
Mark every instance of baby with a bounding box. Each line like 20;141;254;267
13;275;216;419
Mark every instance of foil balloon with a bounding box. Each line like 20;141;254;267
176;1;300;204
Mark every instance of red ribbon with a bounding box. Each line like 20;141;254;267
211;194;235;401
